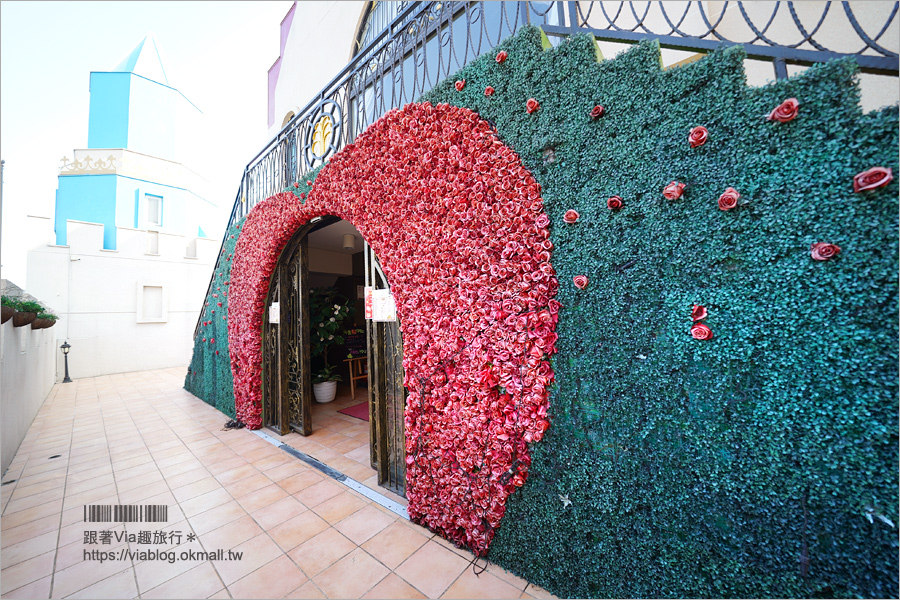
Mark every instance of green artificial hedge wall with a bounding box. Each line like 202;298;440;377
422;28;898;598
184;218;245;418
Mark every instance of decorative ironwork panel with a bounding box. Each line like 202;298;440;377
366;241;407;496
263;279;285;434
262;231;312;436
197;0;897;337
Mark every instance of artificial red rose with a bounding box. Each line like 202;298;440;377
484;86;494;97
607;196;623;210
767;98;799;122
573;275;588;289
590;105;605;119
689;126;708;148
563;209;579;223
526;98;539;114
811;242;841;261
853;166;893;192
717;187;740;211
496;50;508;64
455;80;465;91
663;181;685;200
293;182;299;188
691;304;707;322
690;323;713;340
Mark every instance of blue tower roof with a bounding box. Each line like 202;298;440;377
111;33;169;85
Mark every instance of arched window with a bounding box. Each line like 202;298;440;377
352;1;408;57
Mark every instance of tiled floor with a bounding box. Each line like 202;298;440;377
0;368;556;599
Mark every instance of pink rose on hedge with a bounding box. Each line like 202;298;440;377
811;242;840;261
573;275;588;289
690;323;713;340
853;167;893;192
663;181;685;200
718;188;740;211
689;126;708;148
496;50;508;64
563;209;579;223
607;196;623;210
455;80;465;91
526;98;539;114
767;98;799;122
484;86;494;97
691;304;707;322
590;105;605;119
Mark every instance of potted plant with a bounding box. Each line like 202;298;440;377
1;296;16;324
31;313;59;330
309;287;355;403
12;300;42;328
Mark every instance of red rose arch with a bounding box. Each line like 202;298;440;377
229;102;559;554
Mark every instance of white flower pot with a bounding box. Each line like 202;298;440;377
313;381;338;403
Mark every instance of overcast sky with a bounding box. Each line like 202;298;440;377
0;0;294;285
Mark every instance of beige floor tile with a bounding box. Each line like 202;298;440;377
203;454;248;476
227;554;309;599
284;580;326;599
234;483;290;514
522;583;557;599
361;520;429;570
486;564;530;592
394;540;472;599
278;471;323;496
198;514;263;551
333;504;396;546
0;530;60;569
179;488;233;519
213;532;284;586
261;461;303;483
165;466;212;490
63;567;138;599
7;475;66;503
294;479;343;509
310;490;368;525
286;527;356;577
172;477;222;503
50;555;133;598
1;499;64;529
312;547;389;599
223;472;273;499
250;496;307;530
212;463;259;486
133;541;203;592
362;573;428;599
206;588;230;599
63;485;119;510
116;470;165;494
440;567;523;599
187;500;248;536
269;511;330;552
1;574;51;599
141;562;224;599
0;550;55;595
252;452;294;473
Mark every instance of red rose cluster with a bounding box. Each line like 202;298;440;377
229;102;559;556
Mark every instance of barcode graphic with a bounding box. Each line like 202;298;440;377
83;505;168;523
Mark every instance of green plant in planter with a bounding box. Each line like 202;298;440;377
309;287;355;382
1;295;19;309
16;300;43;314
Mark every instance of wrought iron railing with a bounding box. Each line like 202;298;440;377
196;1;898;337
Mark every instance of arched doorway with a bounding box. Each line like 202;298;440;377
261;216;406;496
229;102;558;554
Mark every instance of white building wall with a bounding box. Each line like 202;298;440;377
268;1;366;138
0;321;57;476
25;217;218;380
